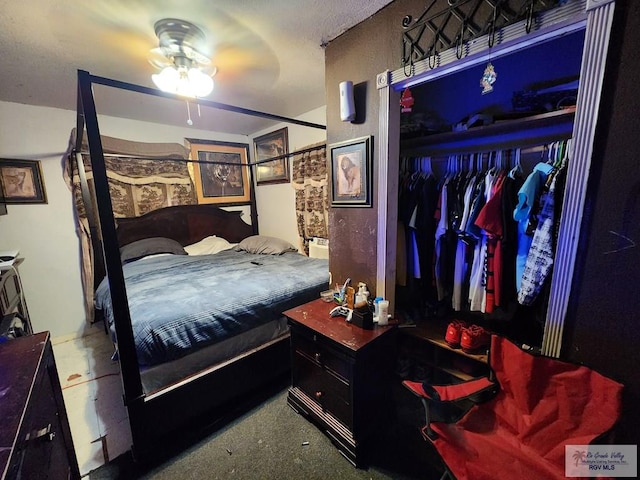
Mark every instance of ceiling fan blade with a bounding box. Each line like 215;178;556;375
147;47;173;69
182;45;211;66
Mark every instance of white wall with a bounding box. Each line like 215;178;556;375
0;102;84;338
250;106;327;250
0;100;324;338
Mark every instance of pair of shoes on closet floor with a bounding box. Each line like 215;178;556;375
445;320;490;353
445;320;466;348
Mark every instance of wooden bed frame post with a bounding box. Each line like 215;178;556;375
77;71;145;412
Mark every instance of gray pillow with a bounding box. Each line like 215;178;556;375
120;237;187;264
234;235;298;255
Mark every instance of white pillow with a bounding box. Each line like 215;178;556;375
184;236;237;255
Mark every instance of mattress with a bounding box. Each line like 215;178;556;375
140;316;290;395
95;250;329;366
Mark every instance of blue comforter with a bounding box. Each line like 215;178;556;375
95;250;329;366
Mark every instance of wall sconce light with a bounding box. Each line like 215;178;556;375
339;81;356;122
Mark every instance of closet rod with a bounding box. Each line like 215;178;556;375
78;70;327;131
401;142;563;162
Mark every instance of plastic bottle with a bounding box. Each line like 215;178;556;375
356;282;370;304
373;296;383;320
378;300;389;326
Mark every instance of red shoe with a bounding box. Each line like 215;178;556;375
445;320;466;348
460;325;490;353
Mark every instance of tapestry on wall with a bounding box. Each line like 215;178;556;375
63;128;196;323
291;142;328;255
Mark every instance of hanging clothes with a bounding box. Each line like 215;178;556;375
398;141;568;321
513;161;554;291
518;167;562;305
475;170;507;313
434;172;451;301
397;158;438;301
465;171;488;312
452;169;479;311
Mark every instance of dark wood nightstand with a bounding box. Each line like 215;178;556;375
284;298;396;467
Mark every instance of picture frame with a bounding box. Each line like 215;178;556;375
329;136;372;207
253;127;290;185
186;139;251;204
0;158;47;204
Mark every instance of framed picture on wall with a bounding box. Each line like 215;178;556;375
253;127;290;185
0;158;47;204
329;136;372;207
186;139;251;204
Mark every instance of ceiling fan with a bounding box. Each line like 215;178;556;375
147;18;217;97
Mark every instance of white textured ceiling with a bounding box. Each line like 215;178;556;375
0;0;393;134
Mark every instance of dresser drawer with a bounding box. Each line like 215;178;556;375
291;328;351;381
293;350;352;428
7;362;73;480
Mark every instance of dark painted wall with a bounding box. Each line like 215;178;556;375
326;0;639;443
563;0;640;444
326;0;415;292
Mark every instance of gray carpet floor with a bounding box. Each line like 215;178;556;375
88;382;443;480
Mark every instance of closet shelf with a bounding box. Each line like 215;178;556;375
400;109;575;156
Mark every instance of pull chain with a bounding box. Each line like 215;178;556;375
186;101;193;126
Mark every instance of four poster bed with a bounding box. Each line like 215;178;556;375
74;70;328;460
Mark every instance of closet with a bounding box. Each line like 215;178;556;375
375;0;616;357
395;30;583;349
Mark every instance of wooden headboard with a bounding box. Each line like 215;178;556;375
115;204;255;247
93;205;255;291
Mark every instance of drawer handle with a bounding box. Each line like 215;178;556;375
315;391;323;400
315;352;322;363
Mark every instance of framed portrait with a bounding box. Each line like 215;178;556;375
329;136;372;207
187;139;251;204
253;127;290;185
0;158;47;204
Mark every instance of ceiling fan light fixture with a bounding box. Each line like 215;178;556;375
188;68;214;97
152;66;179;91
149;18;215;98
152;65;214;98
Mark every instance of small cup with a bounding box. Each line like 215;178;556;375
320;289;335;302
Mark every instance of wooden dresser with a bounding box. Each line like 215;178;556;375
285;299;396;467
0;332;79;479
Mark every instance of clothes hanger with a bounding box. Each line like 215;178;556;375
487;151;497;175
533;143;555;175
421;156;433;178
509;148;523;179
560;139;571;168
554;139;568;168
495;150;503;171
466;153;475;179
